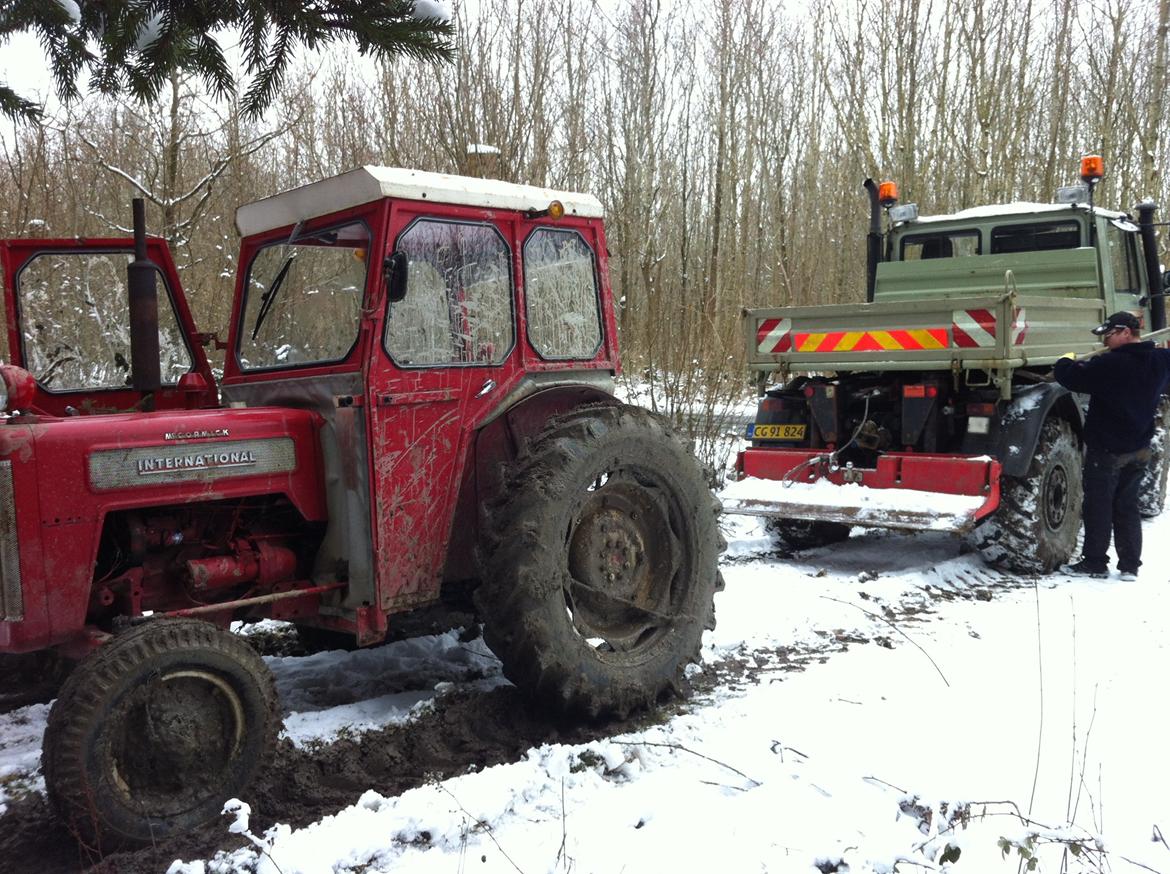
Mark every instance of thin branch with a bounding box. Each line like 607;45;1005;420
1027;579;1044;816
626;740;761;787
818;595;950;687
435;783;527;874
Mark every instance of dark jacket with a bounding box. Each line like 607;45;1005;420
1054;340;1170;453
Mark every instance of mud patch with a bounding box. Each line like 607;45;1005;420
0;682;663;874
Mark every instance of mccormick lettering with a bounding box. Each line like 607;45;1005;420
165;429;230;441
137;450;257;475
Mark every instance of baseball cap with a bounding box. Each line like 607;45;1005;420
1091;311;1141;335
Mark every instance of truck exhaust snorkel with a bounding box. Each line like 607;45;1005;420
863;178;882;303
1137;201;1165;332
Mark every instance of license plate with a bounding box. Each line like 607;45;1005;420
750;423;807;440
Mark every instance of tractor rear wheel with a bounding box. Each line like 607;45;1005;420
477;404;722;720
43;618;278;849
969;417;1081;573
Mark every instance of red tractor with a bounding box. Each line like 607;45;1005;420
0;168;721;847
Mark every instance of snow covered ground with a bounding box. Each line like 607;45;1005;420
2;509;1168;873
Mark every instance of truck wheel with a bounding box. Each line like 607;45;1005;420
478;404;722;719
1138;398;1170;518
42;618;278;849
765;518;851;550
969;418;1081;573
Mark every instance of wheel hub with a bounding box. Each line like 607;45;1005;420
575;508;646;601
112;669;245;815
1044;464;1069;530
565;475;683;653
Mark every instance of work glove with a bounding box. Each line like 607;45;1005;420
1059;352;1076;360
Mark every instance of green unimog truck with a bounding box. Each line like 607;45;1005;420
726;161;1169;573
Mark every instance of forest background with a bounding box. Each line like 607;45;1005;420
2;0;1169;470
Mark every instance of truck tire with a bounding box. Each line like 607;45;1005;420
1138;398;1170;518
477;404;722;719
43;618;279;849
969;418;1081;573
765;518;852;550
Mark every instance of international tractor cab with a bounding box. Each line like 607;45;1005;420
0;167;721;848
728;156;1170;560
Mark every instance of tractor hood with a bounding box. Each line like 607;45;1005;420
5;406;328;526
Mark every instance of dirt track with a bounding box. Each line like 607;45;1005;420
0;619;753;874
0;559;1004;873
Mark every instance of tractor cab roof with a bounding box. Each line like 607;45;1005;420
235;166;605;237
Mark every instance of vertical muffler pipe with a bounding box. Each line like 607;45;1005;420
128;198;161;403
1137;201;1165;332
863;178;882;303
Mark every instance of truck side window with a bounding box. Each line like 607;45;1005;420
522;228;602;359
990;221;1080;254
239;221;369;370
385;219;513;367
1105;223;1141;296
901;232;979;261
16;251;193;391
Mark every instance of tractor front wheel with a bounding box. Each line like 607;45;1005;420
43;618;279;849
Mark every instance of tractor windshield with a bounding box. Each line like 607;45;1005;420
238;221;370;371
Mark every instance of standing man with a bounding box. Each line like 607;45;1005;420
1054;311;1170;580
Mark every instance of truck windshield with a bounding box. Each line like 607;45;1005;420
238;221;370;371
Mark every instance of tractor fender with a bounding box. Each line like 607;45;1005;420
443;379;619;582
997;382;1084;477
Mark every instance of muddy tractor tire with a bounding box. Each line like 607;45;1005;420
477;404;722;720
765;518;852;551
1139;397;1170;518
42;618;279;849
969;417;1082;573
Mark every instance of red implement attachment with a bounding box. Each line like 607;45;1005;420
725;448;1002;533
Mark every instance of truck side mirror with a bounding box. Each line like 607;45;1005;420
384;252;408;303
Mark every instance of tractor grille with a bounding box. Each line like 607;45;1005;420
0;461;22;621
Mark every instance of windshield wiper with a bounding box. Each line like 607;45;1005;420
250;253;296;341
250;220;305;341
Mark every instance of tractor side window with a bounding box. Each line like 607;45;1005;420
990;221;1080;254
522;228;602;359
1106;222;1141;296
239;221;369;371
16;251;193;392
901;232;980;261
385;219;513;366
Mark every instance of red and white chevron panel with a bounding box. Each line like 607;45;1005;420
756;317;792;353
951;307;1028;348
951;309;997;348
1011;307;1028;344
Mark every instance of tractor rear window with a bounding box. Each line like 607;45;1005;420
16;251;193;392
239;221;369;371
901;231;980;261
384;219;513;367
990;221;1081;254
522;228;602;359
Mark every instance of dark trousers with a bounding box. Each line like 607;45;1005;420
1081;446;1149;572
